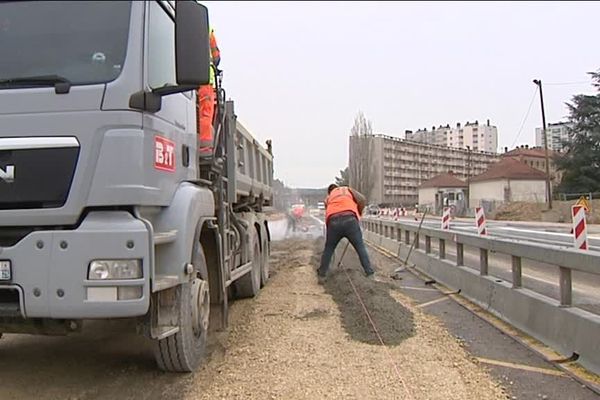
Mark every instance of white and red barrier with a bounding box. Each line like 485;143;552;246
441;207;451;230
572;205;588;250
475;207;487;236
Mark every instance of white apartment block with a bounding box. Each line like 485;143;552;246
535;122;571;152
406;120;498;153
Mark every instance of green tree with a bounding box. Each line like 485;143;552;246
556;70;600;193
334;166;349;186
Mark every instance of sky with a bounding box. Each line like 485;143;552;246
206;1;600;188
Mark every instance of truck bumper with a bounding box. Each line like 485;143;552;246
0;211;150;319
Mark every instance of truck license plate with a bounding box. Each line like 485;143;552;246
0;261;11;281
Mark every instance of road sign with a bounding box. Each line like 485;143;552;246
575;196;590;212
475;207;487;236
571;205;588;250
441;207;451;230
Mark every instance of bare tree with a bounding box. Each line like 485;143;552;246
349;111;375;200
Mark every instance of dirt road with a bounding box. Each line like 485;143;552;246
0;238;507;400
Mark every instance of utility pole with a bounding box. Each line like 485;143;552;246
466;145;471;209
533;79;553;210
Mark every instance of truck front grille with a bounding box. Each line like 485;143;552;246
0;145;79;210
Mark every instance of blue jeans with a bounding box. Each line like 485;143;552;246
318;214;374;276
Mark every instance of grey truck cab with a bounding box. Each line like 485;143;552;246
0;1;273;372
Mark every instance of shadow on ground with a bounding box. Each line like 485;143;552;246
311;239;415;346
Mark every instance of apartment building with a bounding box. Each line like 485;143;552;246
405;120;498;153
535;121;572;152
351;134;500;205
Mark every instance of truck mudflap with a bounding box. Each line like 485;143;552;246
0;211;150;319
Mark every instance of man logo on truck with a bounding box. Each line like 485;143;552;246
0;165;14;183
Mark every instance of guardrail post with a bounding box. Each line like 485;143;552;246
396;226;402;242
480;248;488;275
456;242;464;266
414;232;420;249
425;236;431;253
405;230;410;245
559;267;572;307
439;239;446;259
511;256;522;288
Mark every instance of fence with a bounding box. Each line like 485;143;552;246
361;217;600;376
557;192;600;202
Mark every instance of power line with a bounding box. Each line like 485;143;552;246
511;86;539;149
544;80;590;86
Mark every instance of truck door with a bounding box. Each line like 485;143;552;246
144;1;197;190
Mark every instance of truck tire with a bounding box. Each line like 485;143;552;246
234;231;261;298
153;243;210;372
260;234;270;287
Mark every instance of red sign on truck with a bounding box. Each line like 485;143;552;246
154;135;175;172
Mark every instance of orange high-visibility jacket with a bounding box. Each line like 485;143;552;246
325;187;361;224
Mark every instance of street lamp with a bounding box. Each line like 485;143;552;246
533;79;553;210
466;145;471;209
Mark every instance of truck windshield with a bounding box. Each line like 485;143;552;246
0;1;131;89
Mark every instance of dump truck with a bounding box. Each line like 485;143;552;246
0;0;273;372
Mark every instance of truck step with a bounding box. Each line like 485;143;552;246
153;230;177;245
153;275;180;292
152;326;180;340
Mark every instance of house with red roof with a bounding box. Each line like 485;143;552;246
418;172;468;214
501;145;562;185
469;157;548;207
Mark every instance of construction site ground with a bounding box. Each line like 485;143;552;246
0;226;597;399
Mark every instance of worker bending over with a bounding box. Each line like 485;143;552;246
317;184;375;281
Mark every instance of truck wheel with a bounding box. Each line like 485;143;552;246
153;244;210;372
260;234;270;287
234;231;261;298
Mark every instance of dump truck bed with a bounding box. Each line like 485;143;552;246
229;119;273;207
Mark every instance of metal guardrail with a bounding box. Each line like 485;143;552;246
361;216;600;377
362;217;600;307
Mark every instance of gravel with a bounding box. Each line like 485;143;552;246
185;238;508;400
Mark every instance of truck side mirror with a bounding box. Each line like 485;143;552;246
175;0;210;86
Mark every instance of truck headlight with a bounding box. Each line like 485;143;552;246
88;260;142;280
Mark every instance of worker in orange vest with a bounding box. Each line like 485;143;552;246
317;184;374;281
198;28;221;157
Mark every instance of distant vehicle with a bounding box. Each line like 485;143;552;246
317;201;325;211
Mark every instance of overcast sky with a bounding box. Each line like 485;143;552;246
206;1;599;188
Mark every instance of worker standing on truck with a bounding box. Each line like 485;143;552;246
198;27;221;157
317;184;375;281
